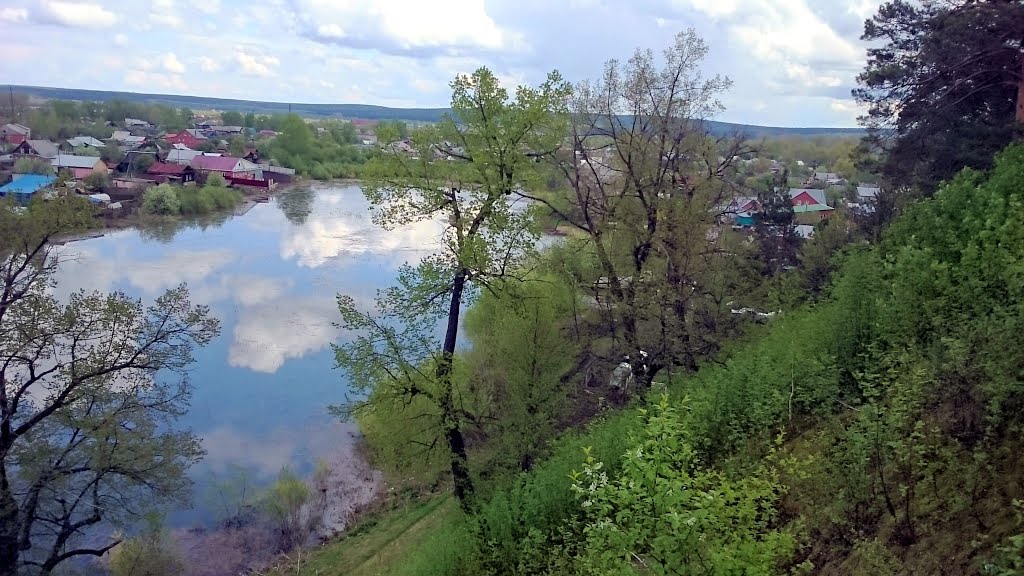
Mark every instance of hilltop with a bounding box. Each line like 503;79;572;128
6;85;865;138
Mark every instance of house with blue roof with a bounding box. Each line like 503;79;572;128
0;175;57;203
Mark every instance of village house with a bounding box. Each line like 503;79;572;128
165;147;204;165
64;136;106;150
124;118;151;128
1;123;31;145
808;171;847;186
191;155;261;179
110;131;147;146
856;185;881;202
12;139;60;159
789;188;834;224
0;174;57;203
52;154;109;179
164;130;206;148
147;162;195;184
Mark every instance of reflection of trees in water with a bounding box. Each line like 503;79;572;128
277;187;316;226
138;214;233;244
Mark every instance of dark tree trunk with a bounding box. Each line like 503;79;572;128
436;272;475;514
0;465;18;576
1016;51;1024;124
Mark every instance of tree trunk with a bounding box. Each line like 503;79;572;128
1017;51;1024;124
436;272;475;514
0;474;18;576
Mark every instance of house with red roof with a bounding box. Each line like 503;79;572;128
190;155;260;179
164;130;205;148
147;162;195;184
1;124;31;145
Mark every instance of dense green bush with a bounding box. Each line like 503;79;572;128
142;184;181;215
563;397;794;575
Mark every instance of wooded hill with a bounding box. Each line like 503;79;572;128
6;85;865;137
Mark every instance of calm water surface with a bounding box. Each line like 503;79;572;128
51;183;442;526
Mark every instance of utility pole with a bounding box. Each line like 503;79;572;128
9;86;14;119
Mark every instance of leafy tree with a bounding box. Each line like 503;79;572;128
0;196;217;575
333;67;570;513
83;171;111;190
179;107;194;128
854;0;1024;195
464;273;579;472
142;184;182;215
243;112;256;128
220;110;244;126
524;29;755;387
101;143;123;163
228;136;247;156
12;157;54;176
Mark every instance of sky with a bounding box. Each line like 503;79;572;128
0;0;885;127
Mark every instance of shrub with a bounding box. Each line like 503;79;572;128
565;396;794;575
142;184;181;215
206;171;227;188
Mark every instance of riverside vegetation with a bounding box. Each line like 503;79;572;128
288;7;1024;575
2;0;1022;572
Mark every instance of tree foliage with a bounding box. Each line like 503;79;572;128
525;29;756;388
334;67;570;513
142;184;182;215
854;0;1024;194
12;158;54;176
0;197;218;575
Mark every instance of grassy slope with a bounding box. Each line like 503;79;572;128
268;496;458;576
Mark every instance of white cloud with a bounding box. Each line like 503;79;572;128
317;23;345;39
234;49;279;77
297;0;511;53
36;0;118;28
150;0;183;28
113;32;127;45
279;193;442;268
784;62;842;88
198;56;221;72
162;52;186;74
191;0;221;15
228;296;340;373
829;97;867;122
0;7;28;23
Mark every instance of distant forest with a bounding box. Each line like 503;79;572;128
6;85;866;138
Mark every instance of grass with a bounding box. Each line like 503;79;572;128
267;495;460;576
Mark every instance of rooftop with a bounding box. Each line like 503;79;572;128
0;175;56;195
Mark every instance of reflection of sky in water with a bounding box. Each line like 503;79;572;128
50;183;442;526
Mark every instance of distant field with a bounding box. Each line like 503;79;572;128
7;84;866;138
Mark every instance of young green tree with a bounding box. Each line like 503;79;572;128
12;157;54;176
0;196;218;576
243;112;256;128
228;136;247;156
464;273;579;472
334;67;570;513
108;516;185;576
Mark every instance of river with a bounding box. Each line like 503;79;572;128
50;182;444;528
